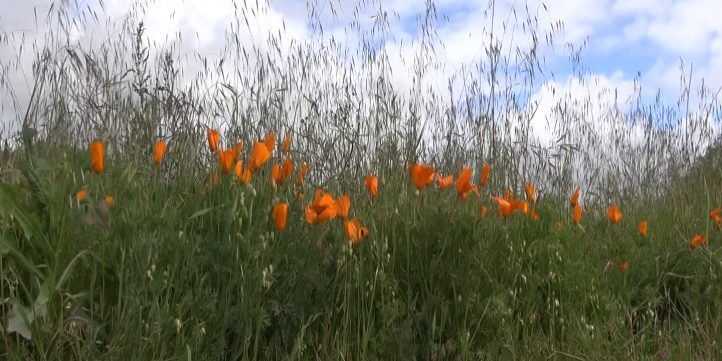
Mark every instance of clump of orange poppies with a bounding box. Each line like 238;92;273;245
84;129;719;259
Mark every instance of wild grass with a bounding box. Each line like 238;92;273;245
1;0;721;359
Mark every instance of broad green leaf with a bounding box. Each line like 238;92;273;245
0;237;43;277
0;235;9;257
5;281;49;340
83;199;109;228
5;303;33;340
33;281;50;319
188;207;213;220
0;184;44;241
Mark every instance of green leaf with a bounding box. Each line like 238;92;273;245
5;303;33;340
188;207;213;221
5;281;49;340
0;184;44;241
0;235;9;257
33;281;50;319
0;236;43;277
83;199;109;228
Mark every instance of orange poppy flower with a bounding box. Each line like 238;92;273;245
239;168;252;184
480;205;489;217
525;183;537;204
335;194;351;219
297;162;308;186
529;208;540;221
690;234;707;250
638;220;648;237
607;205;623;224
75;189;88;206
492;196;514;217
207;127;220;153
234;142;243;159
570;187;580;207
271;162;283;186
572;204;583;224
480;162;491;187
238;168;252;185
365;175;379;198
271;158;294;187
234;161;252;184
89;140;105;174
513;201;529;214
309;207;337;224
315;207;337;224
264;133;276;153
437;174;454;190
105;195;115;207
306;190;337;224
710;207;722;227
249;141;271;172
234;160;243;178
281;158;293;180
218;148;235;174
344;218;369;247
281;131;292;154
153;140;167;165
503;187;514;203
272;202;288;231
618;262;629;273
304;207;317;225
411;163;435;190
456;167;479;200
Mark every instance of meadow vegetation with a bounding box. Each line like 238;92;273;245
1;0;721;359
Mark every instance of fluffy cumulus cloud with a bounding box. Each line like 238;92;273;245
528;71;637;146
565;0;722;94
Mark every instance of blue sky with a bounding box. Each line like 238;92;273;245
3;0;720;100
1;0;721;144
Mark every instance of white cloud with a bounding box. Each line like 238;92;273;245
538;0;613;43
0;0;719;192
644;0;722;56
528;71;636;147
611;0;670;17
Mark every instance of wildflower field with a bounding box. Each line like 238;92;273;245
1;0;722;360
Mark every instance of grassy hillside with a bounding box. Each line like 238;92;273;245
1;0;722;359
0;131;720;360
